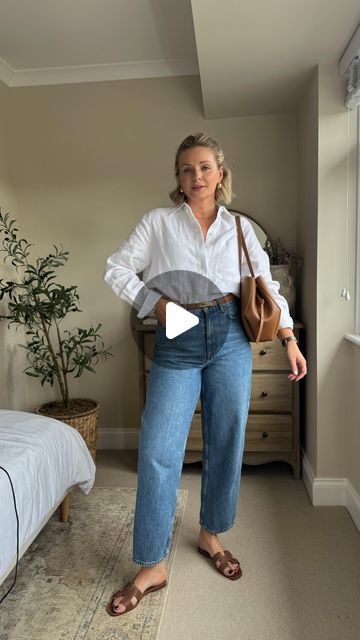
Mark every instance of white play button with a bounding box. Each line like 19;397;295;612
165;302;199;339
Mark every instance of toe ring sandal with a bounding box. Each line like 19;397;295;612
197;546;242;580
106;579;167;616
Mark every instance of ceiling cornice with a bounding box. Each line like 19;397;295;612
0;57;199;88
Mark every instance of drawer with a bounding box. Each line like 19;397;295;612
250;373;292;411
245;414;292;451
186;413;203;450
251;340;289;370
189;376;290;413
145;376;290;413
144;330;292;372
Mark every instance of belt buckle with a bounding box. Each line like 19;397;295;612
199;300;213;307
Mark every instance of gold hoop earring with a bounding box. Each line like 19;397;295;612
217;183;222;190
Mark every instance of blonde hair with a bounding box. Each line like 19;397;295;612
169;133;233;206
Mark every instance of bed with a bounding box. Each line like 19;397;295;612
0;409;96;586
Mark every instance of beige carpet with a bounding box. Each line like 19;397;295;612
0;487;187;640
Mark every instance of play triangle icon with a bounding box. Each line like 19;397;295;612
165;302;199;339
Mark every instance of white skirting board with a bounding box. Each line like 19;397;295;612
97;428;140;451
97;430;360;535
301;446;360;533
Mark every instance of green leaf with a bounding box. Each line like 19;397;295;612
84;365;96;373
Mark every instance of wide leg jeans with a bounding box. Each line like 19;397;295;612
133;298;253;566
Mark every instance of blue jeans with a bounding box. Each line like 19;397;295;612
133;298;253;566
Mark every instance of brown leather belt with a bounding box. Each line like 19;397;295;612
182;293;237;310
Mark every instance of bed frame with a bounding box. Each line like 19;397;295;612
0;491;70;586
60;493;70;522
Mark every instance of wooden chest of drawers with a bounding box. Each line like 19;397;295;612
134;320;303;479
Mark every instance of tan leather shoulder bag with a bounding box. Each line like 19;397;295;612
235;215;281;342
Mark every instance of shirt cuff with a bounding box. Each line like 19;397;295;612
136;288;163;319
278;310;294;330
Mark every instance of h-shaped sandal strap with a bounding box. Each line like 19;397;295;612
212;550;240;572
112;582;142;606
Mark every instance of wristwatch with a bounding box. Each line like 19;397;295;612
281;335;298;348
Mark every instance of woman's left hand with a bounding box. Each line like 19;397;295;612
285;342;307;382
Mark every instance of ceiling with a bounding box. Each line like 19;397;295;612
0;0;359;118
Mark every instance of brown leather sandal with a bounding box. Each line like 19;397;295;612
106;579;167;616
197;546;242;580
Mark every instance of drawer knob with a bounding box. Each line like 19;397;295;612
260;349;267;356
262;432;269;439
261;391;268;397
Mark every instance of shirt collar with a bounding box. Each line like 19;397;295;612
168;201;233;220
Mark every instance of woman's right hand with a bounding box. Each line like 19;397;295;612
154;296;170;327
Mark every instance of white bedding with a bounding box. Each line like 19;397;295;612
0;410;96;583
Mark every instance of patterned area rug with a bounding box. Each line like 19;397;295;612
0;487;188;640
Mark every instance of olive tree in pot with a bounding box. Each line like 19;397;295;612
0;210;112;462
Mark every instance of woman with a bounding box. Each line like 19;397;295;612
104;133;307;616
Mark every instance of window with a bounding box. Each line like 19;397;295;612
344;104;360;345
355;105;360;335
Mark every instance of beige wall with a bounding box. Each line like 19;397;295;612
297;63;360;495
297;69;319;475
1;68;359;496
1;75;298;429
0;79;28;410
0;79;10;407
317;64;359;490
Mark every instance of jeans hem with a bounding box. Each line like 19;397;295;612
199;521;235;534
132;551;169;567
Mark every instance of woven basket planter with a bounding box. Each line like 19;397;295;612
35;398;99;463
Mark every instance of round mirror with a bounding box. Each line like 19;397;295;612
228;208;268;249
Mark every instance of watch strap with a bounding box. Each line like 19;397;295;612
281;335;298;347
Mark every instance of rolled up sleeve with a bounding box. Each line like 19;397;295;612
242;218;294;330
103;214;162;318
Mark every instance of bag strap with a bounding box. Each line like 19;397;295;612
236;215;255;278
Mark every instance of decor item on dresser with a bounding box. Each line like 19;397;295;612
263;234;303;317
0;209;112;462
235;215;281;343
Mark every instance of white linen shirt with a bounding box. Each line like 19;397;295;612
104;202;294;329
